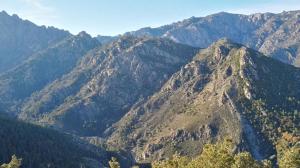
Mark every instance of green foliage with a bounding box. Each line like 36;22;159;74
188;139;234;168
0;117;99;168
152;154;190;168
109;157;120;168
151;139;270;168
0;155;22;168
236;55;300;146
232;152;269;168
276;133;300;168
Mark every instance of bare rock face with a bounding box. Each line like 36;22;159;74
19;36;199;136
107;39;300;164
140;125;213;160
128;10;300;66
239;48;259;100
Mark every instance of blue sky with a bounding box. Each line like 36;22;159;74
1;0;300;36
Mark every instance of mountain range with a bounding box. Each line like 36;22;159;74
0;10;299;167
0;11;70;74
120;10;300;67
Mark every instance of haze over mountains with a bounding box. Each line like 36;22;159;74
0;9;299;168
0;11;70;74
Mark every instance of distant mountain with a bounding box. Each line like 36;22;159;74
19;36;199;136
0;11;70;73
125;10;300;66
106;39;300;163
96;35;119;45
0;116;107;168
0;31;100;114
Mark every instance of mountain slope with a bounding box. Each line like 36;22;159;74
106;39;300;163
0;32;100;114
126;10;300;66
0;11;70;73
19;36;199;136
0;116;107;168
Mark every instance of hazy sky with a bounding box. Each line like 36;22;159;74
1;0;300;36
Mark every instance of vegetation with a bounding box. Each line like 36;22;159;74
149;135;300;168
239;55;300;143
109;157;120;168
152;139;271;168
0;155;22;168
276;133;300;168
0;117;100;168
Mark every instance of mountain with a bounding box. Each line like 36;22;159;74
0;32;100;114
19;36;199;136
106;39;300;163
0;11;70;73
0;116;107;168
125;10;300;66
0;10;299;167
96;35;119;45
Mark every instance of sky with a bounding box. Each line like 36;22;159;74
0;0;300;36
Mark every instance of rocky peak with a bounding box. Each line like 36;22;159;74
58;32;100;50
111;35;149;50
77;31;92;38
0;10;9;16
106;40;295;162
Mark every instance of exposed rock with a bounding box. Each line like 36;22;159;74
126;10;300;66
107;39;299;163
19;36;199;136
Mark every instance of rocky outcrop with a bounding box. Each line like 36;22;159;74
107;39;300;163
127;10;300;66
19;36;199;136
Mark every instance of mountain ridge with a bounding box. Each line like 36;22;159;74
0;32;100;115
113;10;300;67
0;115;108;168
18;36;199;136
105;39;299;163
0;10;71;73
0;9;299;167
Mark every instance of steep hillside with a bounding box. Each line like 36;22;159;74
126;11;300;66
0;11;70;73
0;116;107;168
19;36;199;136
0;32;100;114
106;39;300;163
